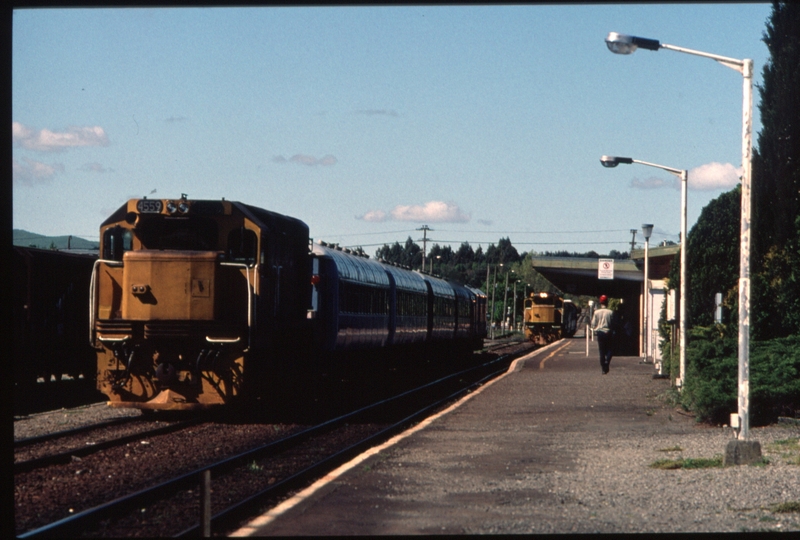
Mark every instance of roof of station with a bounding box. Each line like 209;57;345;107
530;245;680;299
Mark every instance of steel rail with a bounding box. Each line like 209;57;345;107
15;417;207;474
15;414;144;449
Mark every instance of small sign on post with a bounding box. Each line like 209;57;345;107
598;258;614;280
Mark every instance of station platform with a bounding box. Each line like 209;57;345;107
231;336;684;536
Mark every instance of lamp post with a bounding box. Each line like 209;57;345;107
642;223;654;363
600;156;687;389
512;278;519;332
605;32;753;440
490;265;498;339
501;270;510;332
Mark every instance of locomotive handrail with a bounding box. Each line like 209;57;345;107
89;259;124;344
218;262;255;351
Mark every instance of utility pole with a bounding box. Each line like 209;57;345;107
629;229;637;255
417;225;432;272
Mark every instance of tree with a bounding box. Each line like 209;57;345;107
751;2;800;339
375;236;423;269
453;242;474;265
497;237;521;264
668;186;741;328
753;2;800;255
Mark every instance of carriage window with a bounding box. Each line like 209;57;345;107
227;227;258;264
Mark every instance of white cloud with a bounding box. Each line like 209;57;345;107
13;157;65;185
688;162;742;191
79;162;113;173
354;109;400;117
629;162;742;192
273;154;338;166
13;122;109;152
358;201;471;223
358;210;388;222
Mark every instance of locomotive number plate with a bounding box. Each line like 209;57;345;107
137;200;163;213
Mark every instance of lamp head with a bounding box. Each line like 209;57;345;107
605;32;661;54
642;224;654;240
600;155;633;168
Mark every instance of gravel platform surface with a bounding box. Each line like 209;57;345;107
237;337;800;536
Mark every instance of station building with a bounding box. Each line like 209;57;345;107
530;244;681;363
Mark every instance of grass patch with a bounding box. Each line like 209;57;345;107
650;456;723;469
771;501;800;513
768;437;800;450
766;437;800;465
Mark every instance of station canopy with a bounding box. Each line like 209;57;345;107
530;245;680;300
530;257;642;299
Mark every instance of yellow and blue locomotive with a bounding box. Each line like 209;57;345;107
90;196;486;410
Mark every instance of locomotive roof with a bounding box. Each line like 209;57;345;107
101;198;310;240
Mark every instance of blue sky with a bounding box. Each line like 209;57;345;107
12;4;772;255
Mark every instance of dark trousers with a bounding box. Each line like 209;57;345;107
596;331;613;373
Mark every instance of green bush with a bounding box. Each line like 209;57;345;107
678;333;800;425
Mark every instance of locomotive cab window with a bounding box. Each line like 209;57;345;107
227;227;258;264
102;226;132;261
135;215;218;251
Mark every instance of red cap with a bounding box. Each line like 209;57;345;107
599;295;608;304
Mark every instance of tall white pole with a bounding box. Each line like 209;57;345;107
680;170;688;390
643;236;650;360
738;59;753;440
604;33;755;437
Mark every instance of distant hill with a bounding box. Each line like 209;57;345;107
13;229;99;251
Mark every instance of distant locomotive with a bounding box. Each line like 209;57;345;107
523;292;579;345
90;196;487;410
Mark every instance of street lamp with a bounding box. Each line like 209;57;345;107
642;223;654;364
489;263;503;339
605;31;754;440
600;156;687;389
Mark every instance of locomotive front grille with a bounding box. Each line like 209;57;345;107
96;320;135;340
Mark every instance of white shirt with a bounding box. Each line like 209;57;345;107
591;307;614;333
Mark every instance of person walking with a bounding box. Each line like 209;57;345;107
591;295;615;374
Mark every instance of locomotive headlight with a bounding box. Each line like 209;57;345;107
166;201;178;214
178;202;189;213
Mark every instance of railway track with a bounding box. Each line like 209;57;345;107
16;345;533;538
14;415;208;474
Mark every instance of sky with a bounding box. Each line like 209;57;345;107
12;4;773;256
